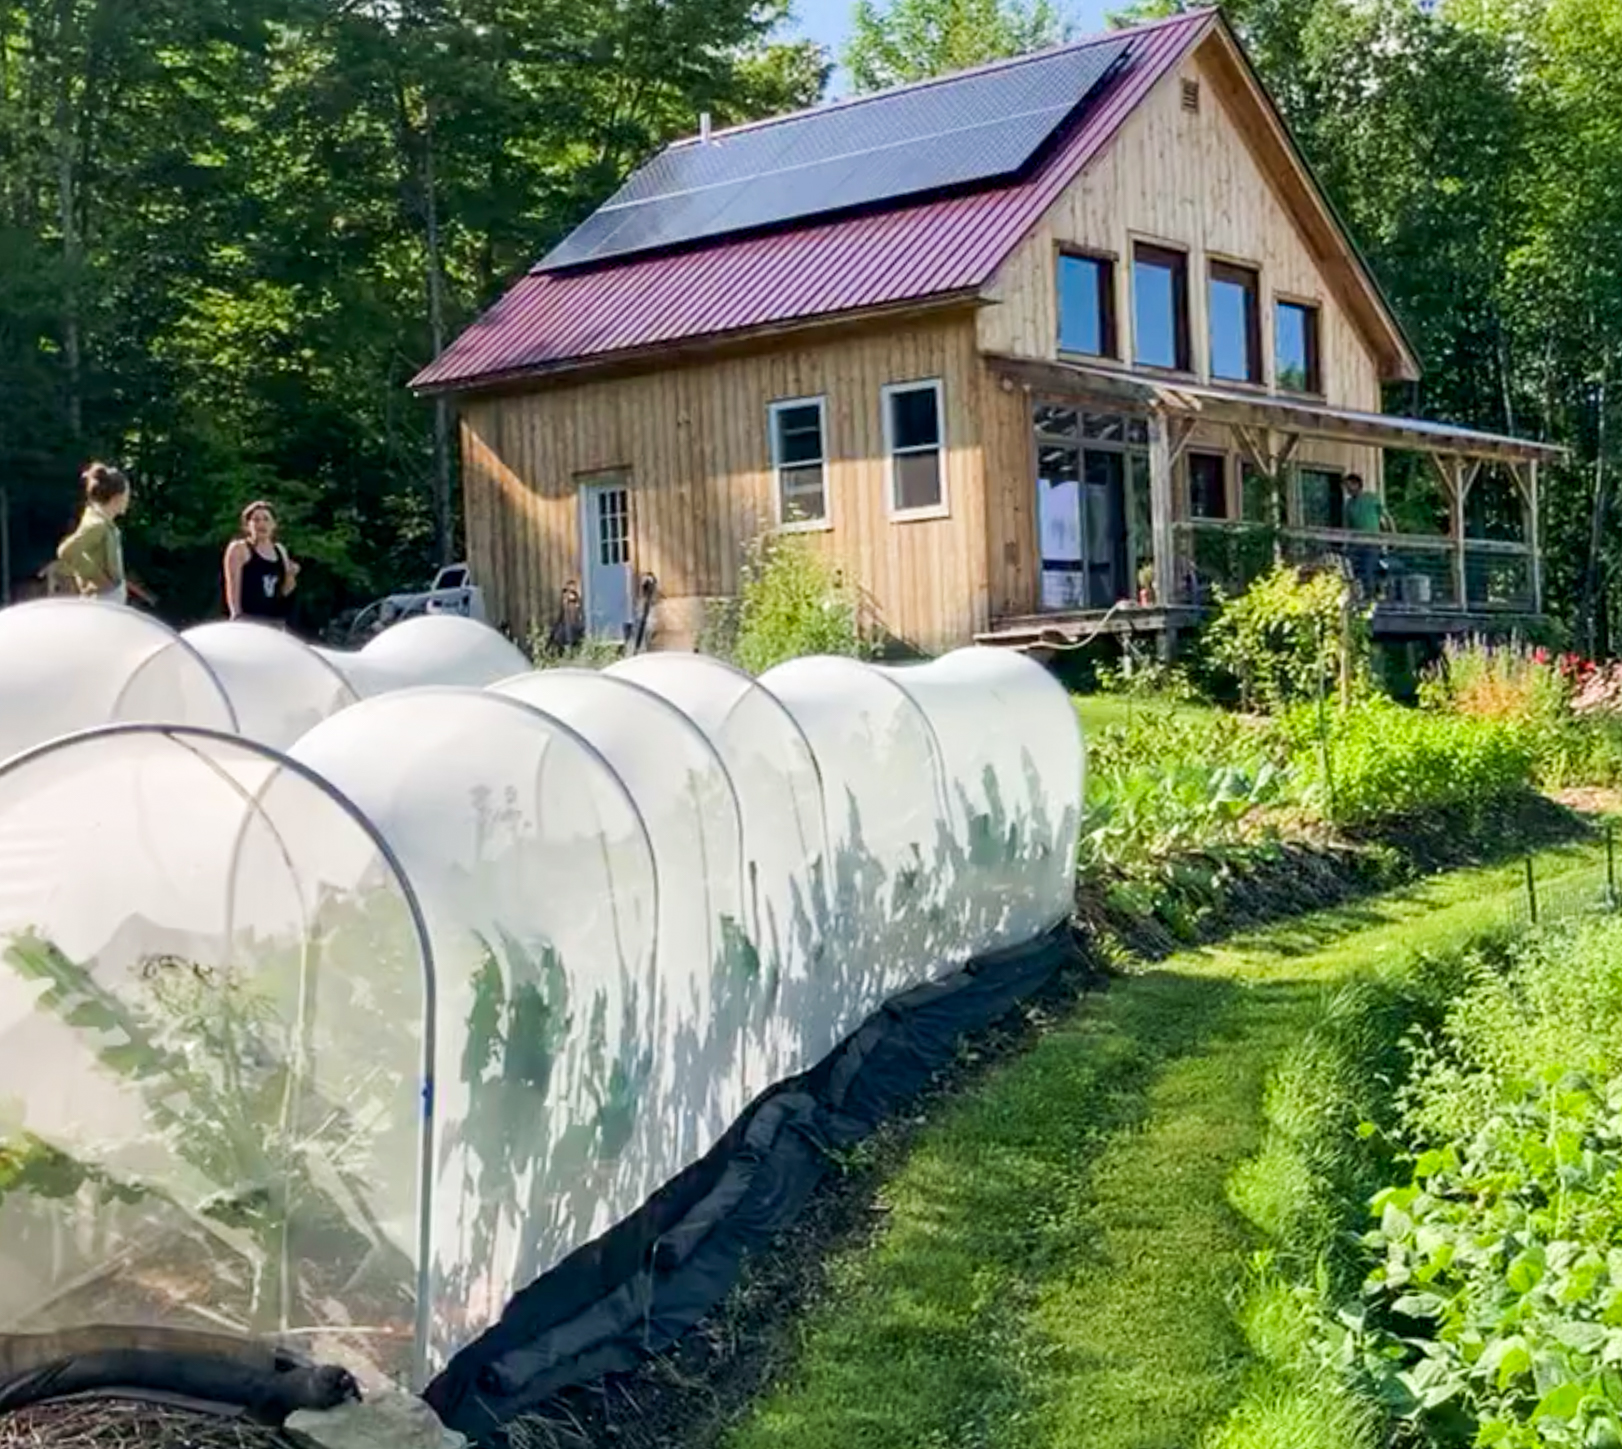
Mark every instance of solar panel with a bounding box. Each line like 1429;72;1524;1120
539;36;1135;272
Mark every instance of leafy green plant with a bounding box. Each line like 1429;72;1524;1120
1286;697;1535;827
1333;917;1622;1448
1205;566;1371;713
704;534;870;674
1077;703;1290;928
1354;1074;1622;1448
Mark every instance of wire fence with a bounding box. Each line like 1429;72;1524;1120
1473;823;1622;936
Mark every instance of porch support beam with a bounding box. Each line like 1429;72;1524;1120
1148;408;1177;609
1444;457;1469;609
1528;459;1543;614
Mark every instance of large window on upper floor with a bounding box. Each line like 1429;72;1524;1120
1276;300;1322;394
884;379;946;518
1057;251;1117;358
1133;243;1190;372
768;396;828;529
1209;261;1261;384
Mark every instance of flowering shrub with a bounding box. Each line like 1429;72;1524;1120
1569;658;1622;718
1420;638;1622;788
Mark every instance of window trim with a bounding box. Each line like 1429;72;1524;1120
882;377;950;523
1055;245;1119;360
1207;257;1263;387
1274;295;1324;397
1130;240;1193;375
768;394;832;533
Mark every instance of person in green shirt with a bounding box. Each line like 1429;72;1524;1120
1342;472;1388;600
56;463;132;604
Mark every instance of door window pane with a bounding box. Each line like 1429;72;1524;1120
1057;253;1115;357
1133;244;1189;371
770;398;828;526
1209;261;1260;383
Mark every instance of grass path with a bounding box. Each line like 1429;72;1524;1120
724;836;1611;1449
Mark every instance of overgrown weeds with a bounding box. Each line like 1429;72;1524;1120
701;535;869;673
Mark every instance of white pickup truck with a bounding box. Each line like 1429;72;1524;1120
330;563;487;646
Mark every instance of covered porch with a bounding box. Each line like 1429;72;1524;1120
977;355;1564;651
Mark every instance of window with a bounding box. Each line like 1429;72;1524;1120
1188;452;1228;520
1057;252;1116;358
1133;243;1190;372
1298;467;1343;529
885;380;946;516
1276;300;1322;394
1209;261;1261;384
769;397;828;527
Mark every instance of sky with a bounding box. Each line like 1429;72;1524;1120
786;0;1122;95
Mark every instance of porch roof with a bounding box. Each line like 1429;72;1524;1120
984;354;1567;465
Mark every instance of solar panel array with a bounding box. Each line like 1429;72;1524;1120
539;36;1135;273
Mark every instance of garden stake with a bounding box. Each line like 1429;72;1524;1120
1525;854;1538;924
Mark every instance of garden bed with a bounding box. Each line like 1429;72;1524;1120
497;794;1599;1449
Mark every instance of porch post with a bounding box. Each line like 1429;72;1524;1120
1527;459;1543;614
1148;408;1177;609
1449;457;1467;611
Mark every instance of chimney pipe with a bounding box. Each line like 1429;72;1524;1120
699;111;712;143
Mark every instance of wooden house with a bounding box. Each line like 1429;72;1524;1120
414;8;1561;656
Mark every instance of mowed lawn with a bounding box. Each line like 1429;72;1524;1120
722;837;1611;1449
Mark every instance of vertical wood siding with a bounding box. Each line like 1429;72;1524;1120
460;315;990;654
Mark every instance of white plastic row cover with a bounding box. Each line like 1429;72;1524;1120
0;615;1083;1396
0;599;532;758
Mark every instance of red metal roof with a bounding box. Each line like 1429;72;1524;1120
413;11;1215;393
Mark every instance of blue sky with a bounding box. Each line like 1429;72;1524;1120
786;0;1121;94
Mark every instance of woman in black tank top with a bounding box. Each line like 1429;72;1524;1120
223;500;301;625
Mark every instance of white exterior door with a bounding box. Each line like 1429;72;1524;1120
579;478;633;639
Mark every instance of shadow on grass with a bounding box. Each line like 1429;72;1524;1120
725;968;1325;1449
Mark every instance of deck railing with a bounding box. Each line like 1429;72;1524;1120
1172;521;1536;614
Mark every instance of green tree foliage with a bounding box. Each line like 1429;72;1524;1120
844;0;1067;91
0;0;827;626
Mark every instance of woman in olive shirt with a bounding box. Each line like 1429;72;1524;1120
56;463;132;603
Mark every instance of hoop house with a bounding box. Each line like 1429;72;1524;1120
491;671;760;1137
0;727;432;1388
0;600;235;763
289;690;661;1371
757;656;955;1011
321;616;529;697
876;648;1085;953
605;653;833;1076
183;621;359;749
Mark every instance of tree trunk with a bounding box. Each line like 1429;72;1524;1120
53;0;82;441
422;100;454;567
1582;354;1609;657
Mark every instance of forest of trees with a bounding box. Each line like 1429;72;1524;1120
3;0;1621;646
0;0;826;622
